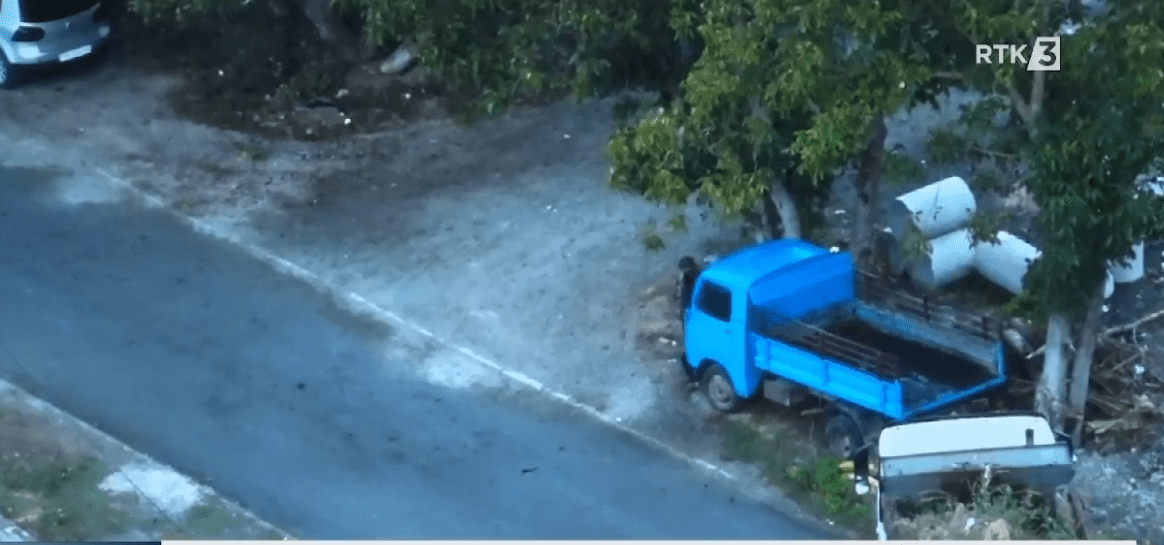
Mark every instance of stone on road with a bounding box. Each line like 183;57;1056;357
0;166;827;539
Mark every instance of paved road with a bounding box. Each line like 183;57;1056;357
0;166;829;539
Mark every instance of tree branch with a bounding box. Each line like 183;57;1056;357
1007;77;1035;129
972;145;1020;160
1025;337;1076;360
1029;70;1046;123
1027;307;1164;360
1103;308;1164;337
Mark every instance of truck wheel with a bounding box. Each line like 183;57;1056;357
0;52;20;90
678;354;695;381
701;364;741;412
825;413;864;461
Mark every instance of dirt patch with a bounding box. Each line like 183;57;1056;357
115;4;458;141
634;275;684;360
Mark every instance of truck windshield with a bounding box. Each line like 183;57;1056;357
696;282;732;322
20;0;100;23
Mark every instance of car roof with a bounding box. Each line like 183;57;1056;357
701;238;830;289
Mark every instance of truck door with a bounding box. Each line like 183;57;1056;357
686;279;735;371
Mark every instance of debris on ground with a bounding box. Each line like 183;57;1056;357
885;474;1077;541
634;274;684;359
118;4;451;141
890;503;1015;540
1071;449;1164;543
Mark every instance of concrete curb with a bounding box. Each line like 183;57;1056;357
0;515;31;542
0;379;294;541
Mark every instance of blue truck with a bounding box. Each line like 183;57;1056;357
679;239;1009;461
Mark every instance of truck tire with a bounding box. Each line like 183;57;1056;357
0;52;21;90
701;364;742;413
825;413;865;461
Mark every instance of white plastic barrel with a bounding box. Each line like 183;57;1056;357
888;177;977;241
1141;176;1164;196
908;229;976;290
1109;242;1145;284
973;232;1041;295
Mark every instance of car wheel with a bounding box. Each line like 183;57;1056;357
0;51;20;90
701;364;741;413
825;413;865;461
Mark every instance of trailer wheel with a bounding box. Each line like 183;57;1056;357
825;413;864;461
701;364;741;413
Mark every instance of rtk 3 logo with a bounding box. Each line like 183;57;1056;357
975;36;1061;72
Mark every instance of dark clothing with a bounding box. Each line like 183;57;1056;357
676;268;700;322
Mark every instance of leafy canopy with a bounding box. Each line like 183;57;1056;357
608;0;966;237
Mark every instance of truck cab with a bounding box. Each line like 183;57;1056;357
681;240;836;411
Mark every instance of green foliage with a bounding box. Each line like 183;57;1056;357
881;150;925;185
609;0;972;241
641;220;666;250
922;0;1164;321
722;419;874;534
788;457;868;516
899;223;930;262
128;0;240;20
337;0;696;117
131;0;696;118
1013;3;1164;317
966;210;1005;245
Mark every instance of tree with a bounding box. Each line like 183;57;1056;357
609;0;963;249
128;0;363;59
1025;1;1164;437
933;0;1164;435
129;0;697;116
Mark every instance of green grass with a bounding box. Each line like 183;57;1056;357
721;419;875;534
0;455;128;541
160;499;287;540
641;220;666;250
236;144;269;161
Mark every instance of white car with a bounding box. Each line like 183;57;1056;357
0;0;112;88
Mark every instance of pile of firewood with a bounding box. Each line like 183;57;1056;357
1080;340;1160;436
1003;310;1164;444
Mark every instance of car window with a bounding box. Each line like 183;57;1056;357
20;0;99;23
695;281;732;322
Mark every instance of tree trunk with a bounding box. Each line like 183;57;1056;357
1067;278;1107;443
1038;313;1072;432
852;114;888;266
769;175;801;239
753;205;771;243
298;0;361;61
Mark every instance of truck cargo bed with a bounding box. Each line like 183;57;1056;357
828;319;995;389
750;300;1005;420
